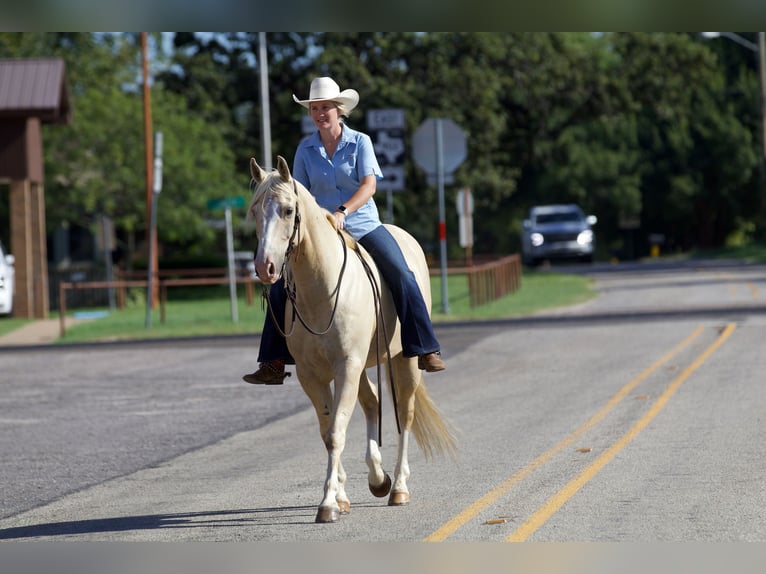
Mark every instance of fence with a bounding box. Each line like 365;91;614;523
431;254;522;307
57;268;260;338
56;255;522;337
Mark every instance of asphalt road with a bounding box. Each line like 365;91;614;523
1;259;765;542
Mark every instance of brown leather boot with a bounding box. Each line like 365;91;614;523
418;351;445;372
242;360;290;385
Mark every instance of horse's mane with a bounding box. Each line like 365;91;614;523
249;170;360;252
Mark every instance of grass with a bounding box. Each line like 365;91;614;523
688;242;766;263
7;270;595;344
0;317;32;337
430;270;595;322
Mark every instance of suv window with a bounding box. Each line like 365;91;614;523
535;212;583;224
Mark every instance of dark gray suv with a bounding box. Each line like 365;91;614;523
521;204;596;266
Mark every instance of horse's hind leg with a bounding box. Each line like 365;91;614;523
358;370;392;498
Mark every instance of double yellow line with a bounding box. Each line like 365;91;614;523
424;322;737;542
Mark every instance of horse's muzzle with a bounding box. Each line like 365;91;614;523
255;259;280;284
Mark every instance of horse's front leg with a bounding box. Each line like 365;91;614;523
388;358;419;506
315;364;361;523
357;370;392;498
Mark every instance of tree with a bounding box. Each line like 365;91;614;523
2;33;242;265
612;32;759;251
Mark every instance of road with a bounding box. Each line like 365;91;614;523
1;259;765;542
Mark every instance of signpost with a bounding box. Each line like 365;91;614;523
456;187;474;266
412;118;467;314
145;131;163;329
207;196;247;323
367;108;406;222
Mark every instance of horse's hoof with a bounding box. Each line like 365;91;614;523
315;506;340;523
337;500;350;514
388;491;410;506
369;473;392;498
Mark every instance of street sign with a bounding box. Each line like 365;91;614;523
412;118;467;175
373;131;406;165
456;187;474;248
378;166;405;191
367;108;405;130
367;108;406;203
207;196;246;210
301;115;315;135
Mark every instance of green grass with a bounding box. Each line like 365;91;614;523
688;242;766;263
430;270;595;322
0;317;32;337
1;271;596;344
57;294;270;344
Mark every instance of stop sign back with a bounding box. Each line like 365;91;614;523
412;118;467;175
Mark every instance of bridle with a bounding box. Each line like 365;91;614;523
254;176;401;441
259;179;349;338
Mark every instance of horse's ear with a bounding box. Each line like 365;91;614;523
276;155;292;183
250;157;267;184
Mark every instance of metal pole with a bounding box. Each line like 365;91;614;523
145;192;158;328
225;206;239;323
145;131;163;329
259;32;272;171
436;119;450;314
102;215;115;310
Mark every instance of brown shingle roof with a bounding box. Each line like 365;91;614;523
0;58;71;124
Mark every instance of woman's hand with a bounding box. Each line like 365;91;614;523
333;211;346;230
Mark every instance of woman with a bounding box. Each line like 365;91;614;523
243;76;445;385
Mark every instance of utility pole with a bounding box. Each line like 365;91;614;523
259;32;272;171
141;32;159;308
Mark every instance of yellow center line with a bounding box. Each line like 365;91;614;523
423;325;706;542
506;322;737;542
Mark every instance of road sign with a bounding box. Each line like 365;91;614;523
368;108;406;194
456;188;474;248
412;118;467;175
301;115;315;135
378;166;405;191
207;196;246;210
373;131;405;165
367;108;405;130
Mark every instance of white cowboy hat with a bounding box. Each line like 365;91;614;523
292;77;359;113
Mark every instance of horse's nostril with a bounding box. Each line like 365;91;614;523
267;262;276;277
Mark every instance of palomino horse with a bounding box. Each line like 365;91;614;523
248;155;456;523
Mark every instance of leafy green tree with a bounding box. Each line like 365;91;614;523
612;32;759;251
2;33;241;265
5;31;765;269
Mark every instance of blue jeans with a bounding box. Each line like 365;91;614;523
257;225;440;363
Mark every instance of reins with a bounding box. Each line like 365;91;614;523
257;178;401;443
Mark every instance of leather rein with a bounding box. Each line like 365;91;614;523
257;179;400;440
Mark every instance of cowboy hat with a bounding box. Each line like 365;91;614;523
292;77;359;113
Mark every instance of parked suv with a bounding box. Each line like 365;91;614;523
0;240;15;316
521;204;596;266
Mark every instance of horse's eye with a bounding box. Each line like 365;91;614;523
284;207;294;217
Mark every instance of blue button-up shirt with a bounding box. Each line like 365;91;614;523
292;124;383;239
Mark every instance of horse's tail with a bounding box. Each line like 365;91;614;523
412;382;459;461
